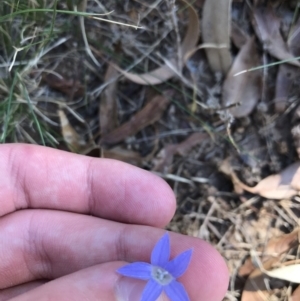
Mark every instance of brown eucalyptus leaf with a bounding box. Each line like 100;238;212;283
239;229;300;277
241;232;300;301
241;259;276;301
83;147;101;158
231;21;249;49
273;17;300;112
153;132;208;172
274;64;299;112
103;146;142;166
266;229;300;258
42;73;84;98
222;37;262;117
100;94;170;146
288;16;300;57
99;64;119;135
83;146;142;166
153;144;178;172
202;0;232;73
176;132;208;155
232;162;300;199
252;6;300;67
116;0;200;85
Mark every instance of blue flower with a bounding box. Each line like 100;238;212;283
117;233;193;301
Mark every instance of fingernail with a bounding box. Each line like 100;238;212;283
115;278;168;301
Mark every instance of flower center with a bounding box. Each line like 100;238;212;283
151;266;174;285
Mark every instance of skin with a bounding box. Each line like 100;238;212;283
0;144;229;301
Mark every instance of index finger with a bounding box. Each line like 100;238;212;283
0;144;176;226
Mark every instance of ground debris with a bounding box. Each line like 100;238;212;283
42;73;85;98
100;93;171;146
153;132;208;172
115;0;200;85
252;5;300;67
202;0;232;73
222;37;262;117
99;64;119;136
220;159;300;199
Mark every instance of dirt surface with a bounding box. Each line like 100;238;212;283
2;0;300;300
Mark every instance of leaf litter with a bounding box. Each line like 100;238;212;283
99;64;119;136
252;5;300;68
202;0;232;73
115;0;200;85
42;73;85;98
153;132;208;172
273;16;300;112
222;37;262;117
100;93;171;147
220;159;300;199
5;1;300;301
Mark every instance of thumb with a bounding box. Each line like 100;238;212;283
8;262;167;301
9;262;141;301
115;277;168;301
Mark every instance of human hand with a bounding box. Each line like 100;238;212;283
0;144;228;301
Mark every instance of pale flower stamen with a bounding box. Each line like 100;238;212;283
152;266;174;285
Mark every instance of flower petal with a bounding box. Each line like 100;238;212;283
141;279;163;301
164;280;190;301
151;233;170;267
165;249;192;278
117;262;152;280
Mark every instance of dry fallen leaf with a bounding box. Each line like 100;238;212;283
176;132;208;156
235;162;300;199
264;263;300;283
222;37;262;117
42;73;84;98
265;229;300;260
252;6;300;67
202;0;232;73
240;230;300;301
239;228;300;277
231;21;249;49
100;94;171;146
99;64;119;135
273;64;299;112
103;146;142;166
289;16;300;58
241;258;277;301
153;132;208;172
273;16;300;112
83;146;142;166
153;144;177;173
116;0;200;85
58;109;86;152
